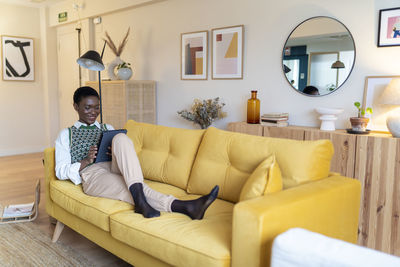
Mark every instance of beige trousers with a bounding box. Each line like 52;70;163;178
80;133;175;212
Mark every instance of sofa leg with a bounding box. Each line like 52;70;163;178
49;216;57;225
52;221;64;243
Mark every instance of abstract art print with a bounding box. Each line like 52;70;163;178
378;7;400;47
212;25;244;79
181;31;208;80
1;35;34;81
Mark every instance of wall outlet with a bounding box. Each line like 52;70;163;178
93;17;102;24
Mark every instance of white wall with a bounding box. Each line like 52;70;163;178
83;0;400;130
0;3;46;156
40;6;60;152
2;0;400;155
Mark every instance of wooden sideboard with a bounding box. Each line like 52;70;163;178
86;80;156;129
227;122;400;256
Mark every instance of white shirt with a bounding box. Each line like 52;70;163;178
55;121;114;185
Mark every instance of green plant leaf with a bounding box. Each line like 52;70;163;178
354;102;361;108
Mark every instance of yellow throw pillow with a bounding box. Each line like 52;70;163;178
239;154;283;201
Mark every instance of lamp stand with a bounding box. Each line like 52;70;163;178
98;41;107;124
98;70;103;124
77;41;107;124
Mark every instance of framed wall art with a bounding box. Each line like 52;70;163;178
212;25;244;79
181;31;208;80
362;75;400;132
377;7;400;47
1;35;34;81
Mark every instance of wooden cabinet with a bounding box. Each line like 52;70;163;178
86;80;156;129
227;122;400;256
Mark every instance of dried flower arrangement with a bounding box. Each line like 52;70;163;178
178;98;227;129
103;27;130;56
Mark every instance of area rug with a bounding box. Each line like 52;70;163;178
0;222;95;266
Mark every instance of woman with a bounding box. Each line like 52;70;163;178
55;86;218;219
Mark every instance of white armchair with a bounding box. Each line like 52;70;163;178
271;228;400;267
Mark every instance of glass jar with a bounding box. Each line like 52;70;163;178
247;90;260;124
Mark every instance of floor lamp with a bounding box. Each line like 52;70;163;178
77;41;107;123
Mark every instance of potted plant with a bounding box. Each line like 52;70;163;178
116;62;132;80
350;102;372;131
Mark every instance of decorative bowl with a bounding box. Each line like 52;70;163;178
315;107;344;116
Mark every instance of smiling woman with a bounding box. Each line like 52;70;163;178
282;16;356;96
73;88;100;125
54;86;219;221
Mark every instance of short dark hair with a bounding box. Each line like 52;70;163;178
73;86;99;104
303;86;320;95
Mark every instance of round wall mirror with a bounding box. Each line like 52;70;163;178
282;16;356;96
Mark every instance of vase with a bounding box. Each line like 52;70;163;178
315;107;344;131
386;113;400;137
107;56;124;80
247;90;260;124
350;117;369;131
117;67;132;80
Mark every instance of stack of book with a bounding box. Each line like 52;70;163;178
261;113;289;127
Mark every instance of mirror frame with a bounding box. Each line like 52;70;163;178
282;16;356;97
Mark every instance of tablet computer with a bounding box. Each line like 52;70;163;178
95;129;127;163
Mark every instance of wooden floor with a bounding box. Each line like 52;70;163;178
0;152;131;266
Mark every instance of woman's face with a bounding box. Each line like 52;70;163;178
74;96;100;125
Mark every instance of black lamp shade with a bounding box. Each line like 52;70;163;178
77;50;105;71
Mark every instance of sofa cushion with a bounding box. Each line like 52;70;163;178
187;127;334;202
110;194;233;267
50;180;132;232
239;154;283;202
124;120;205;190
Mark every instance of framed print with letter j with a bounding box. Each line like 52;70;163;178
1;35;34;81
212;25;244;79
181;31;208;80
378;7;400;47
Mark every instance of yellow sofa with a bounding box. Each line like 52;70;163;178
44;120;361;267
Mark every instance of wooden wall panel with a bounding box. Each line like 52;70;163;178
263;126;305;140
392;140;400;255
355;135;400;256
305;129;356;178
227;122;263;136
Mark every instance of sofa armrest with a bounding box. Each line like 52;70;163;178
44;147;57;216
232;176;361;267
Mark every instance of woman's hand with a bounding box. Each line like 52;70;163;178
106;146;112;159
79;145;97;171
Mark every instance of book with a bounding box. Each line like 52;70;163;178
262;112;289;118
261;117;289;122
2;203;34;218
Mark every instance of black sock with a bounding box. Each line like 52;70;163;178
129;183;160;218
171;185;219;220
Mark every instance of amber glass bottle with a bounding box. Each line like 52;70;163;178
247;90;260;124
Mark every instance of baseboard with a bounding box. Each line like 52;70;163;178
0;146;46;157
